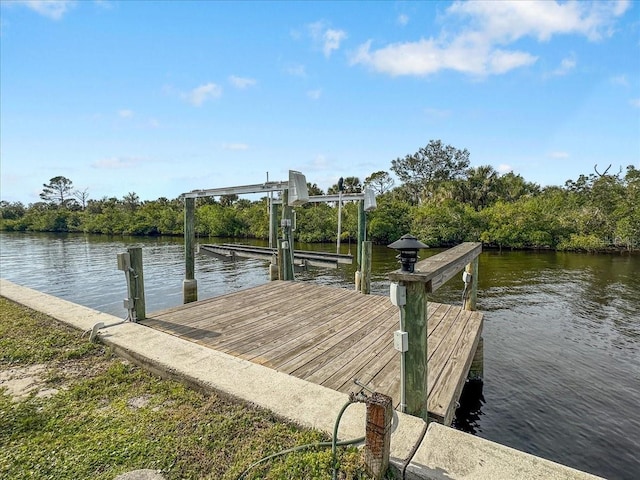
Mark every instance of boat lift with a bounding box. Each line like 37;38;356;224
180;171;376;303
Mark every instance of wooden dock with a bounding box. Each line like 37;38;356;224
142;280;483;425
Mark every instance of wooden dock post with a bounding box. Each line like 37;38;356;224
127;247;146;321
468;337;484;381
278;189;294;281
464;256;483;380
402;280;429;420
269;200;278;250
364;392;392;479
389;242;482;421
463;257;479;311
183;196;198;303
356;200;366;291
269;201;279;280
361;241;372;294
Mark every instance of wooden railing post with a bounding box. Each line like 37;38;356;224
401;280;429;419
389;241;482;421
464;256;483;380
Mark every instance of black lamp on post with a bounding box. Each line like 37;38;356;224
388;234;429;273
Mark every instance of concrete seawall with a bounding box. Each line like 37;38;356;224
0;279;603;480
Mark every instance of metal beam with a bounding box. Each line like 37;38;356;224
271;193;365;205
181;181;287;199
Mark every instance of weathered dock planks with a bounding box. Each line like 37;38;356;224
142;280;483;425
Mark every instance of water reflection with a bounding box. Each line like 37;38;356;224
452;380;485;435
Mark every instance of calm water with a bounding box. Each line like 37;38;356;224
1;232;638;479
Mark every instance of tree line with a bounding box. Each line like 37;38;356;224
1;140;638;252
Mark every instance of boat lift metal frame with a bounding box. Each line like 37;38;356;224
180;175;372;303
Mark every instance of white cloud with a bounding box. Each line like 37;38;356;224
92;156;143;169
351;1;629;77
488;49;538;74
222;143;249;151
611;75;629;86
613;0;631;17
630;98;640;108
323;29;347;57
183;83;222;106
549;151;570;159
351;38;536;76
15;0;75;20
285;64;306;77
307;89;322;100
549;55;577;76
497;164;513;174
308;21;347;58
229;75;256;89
118;109;134;118
397;14;409;27
447;0;630;42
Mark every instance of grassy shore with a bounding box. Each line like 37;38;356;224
0;297;374;480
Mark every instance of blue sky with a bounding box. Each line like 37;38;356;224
1;0;639;204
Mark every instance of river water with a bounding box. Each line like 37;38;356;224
1;232;638;479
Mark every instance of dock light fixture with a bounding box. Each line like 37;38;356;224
388;234;428;273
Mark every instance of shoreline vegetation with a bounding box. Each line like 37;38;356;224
2;142;638;253
0;297;368;480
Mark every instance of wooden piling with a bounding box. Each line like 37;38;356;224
183;196;198;303
403;281;429;420
389;242;482;421
361;241;372;294
269;197;279;281
356;200;366;289
127;247;146;321
269;201;278;250
357;200;365;267
279;190;294;281
463;257;479;311
468;336;484;381
364;392;392;479
269;255;279;281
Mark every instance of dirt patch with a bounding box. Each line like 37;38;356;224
0;357;111;402
127;394;152;409
0;364;58;401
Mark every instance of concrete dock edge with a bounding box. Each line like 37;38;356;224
1;279;603;480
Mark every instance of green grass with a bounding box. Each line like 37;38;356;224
0;298;378;479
